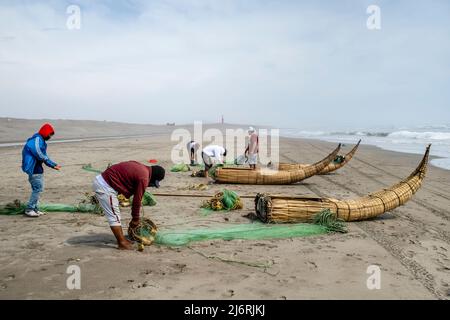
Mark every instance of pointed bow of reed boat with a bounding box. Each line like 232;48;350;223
213;144;341;185
319;139;361;174
277;140;361;174
255;144;430;222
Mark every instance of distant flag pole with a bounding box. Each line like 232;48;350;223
221;115;224;124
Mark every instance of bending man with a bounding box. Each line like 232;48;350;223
202;145;227;178
92;161;165;250
186;140;200;165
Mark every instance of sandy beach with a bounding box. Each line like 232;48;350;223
0;120;448;300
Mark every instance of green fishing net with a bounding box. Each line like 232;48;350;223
313;209;347;233
154;222;329;247
201;189;243;213
207;164;223;179
0;200;102;215
333;155;345;164
81;164;103;174
170;164;190;172
136;191;157;206
127;191;157;207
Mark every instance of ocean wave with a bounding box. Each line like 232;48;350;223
333;131;390;137
279;127;450;171
387;131;450;141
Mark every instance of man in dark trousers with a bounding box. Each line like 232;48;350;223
21;123;61;217
92;161;165;250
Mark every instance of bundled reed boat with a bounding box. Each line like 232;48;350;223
212;144;341;185
255;145;430;222
274;140;361;174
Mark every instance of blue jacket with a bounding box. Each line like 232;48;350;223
22;133;57;175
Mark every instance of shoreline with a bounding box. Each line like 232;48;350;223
2;128;445;172
280;134;449;172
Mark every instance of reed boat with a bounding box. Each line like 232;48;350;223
213;144;341;185
275;140;361;174
255;145;430;222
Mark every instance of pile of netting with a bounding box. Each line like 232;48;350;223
128;218;158;247
191;170;206;177
201;189;243;211
170;164;190;172
313;209;347;233
207;164;223;179
333;155;345;164
118;192;157;207
154;222;330;247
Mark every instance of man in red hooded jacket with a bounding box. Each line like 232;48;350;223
21;123;61;217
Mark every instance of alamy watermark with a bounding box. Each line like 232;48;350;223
366;265;381;290
170;121;279;166
66;265;81;290
366;5;381;30
66;5;81;30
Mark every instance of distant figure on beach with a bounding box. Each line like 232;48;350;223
202;145;227;178
186;140;200;165
245;126;259;170
92;161;165;250
21;123;61;217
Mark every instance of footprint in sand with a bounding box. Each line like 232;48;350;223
4;274;15;281
225;289;235;297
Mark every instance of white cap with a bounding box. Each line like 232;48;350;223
248;126;255;133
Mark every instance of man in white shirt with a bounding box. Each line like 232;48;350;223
202;145;227;178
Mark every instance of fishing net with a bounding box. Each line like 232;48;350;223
122;191;157;207
170;164;190;172
333;155;345;164
0;199;102;215
313;209;347;233
81;164;103;174
207;164;223;179
201;189;243;211
128;218;158;246
141;191;157;206
191;170;206;177
118;194;131;207
154;222;329;247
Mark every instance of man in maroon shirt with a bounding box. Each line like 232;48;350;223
92;161;165;250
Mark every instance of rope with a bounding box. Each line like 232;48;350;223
152;192;255;199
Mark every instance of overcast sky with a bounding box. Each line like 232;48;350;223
0;0;449;130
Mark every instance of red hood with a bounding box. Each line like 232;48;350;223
38;123;55;139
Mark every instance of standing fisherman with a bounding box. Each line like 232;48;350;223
245;126;259;170
21;123;61;217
